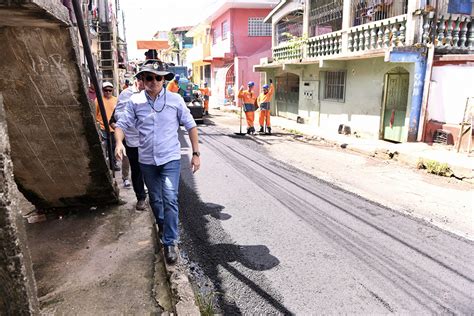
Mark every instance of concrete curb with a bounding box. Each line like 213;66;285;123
218;105;473;180
152;224;200;316
270;124;474;182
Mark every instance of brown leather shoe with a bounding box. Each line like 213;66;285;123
136;199;147;211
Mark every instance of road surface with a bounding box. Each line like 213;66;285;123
177;123;474;314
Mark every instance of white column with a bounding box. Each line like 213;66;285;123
405;0;421;45
342;0;352;29
304;0;310;36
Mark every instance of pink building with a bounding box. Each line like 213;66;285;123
204;0;278;106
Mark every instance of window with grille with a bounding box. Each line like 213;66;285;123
276;11;303;44
212;29;218;45
248;17;272;37
324;71;346;101
221;20;229;40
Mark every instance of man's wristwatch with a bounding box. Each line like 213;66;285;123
192;151;200;157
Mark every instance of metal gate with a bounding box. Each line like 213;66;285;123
275;73;300;118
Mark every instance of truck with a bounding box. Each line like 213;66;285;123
167;66;203;122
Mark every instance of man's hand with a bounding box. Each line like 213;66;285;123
239;85;244;91
269;79;273;84
115;142;126;161
191;155;200;173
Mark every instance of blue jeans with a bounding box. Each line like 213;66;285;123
140;160;181;246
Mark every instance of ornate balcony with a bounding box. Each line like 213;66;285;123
307;31;343;58
273;42;304;61
273;15;408;62
348;15;407;52
422;12;474;52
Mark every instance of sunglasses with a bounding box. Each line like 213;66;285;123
145;74;163;82
103;89;113;92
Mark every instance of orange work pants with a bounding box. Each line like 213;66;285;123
203;100;209;111
245;111;255;128
259;110;271;127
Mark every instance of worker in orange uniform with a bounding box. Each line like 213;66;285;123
167;75;180;93
238;81;258;134
95;81;120;171
199;82;211;115
257;79;274;134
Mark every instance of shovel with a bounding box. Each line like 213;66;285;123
234;84;246;136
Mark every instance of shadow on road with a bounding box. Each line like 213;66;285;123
178;130;289;314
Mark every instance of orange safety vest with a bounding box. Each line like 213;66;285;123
167;80;180;93
257;83;274;105
238;89;257;105
95;96;117;130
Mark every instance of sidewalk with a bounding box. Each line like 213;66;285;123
219;105;474;181
22;175;199;314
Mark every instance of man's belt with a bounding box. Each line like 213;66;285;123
244;103;255;112
260;102;270;110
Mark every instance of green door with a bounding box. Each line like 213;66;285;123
275;73;299;119
382;73;409;142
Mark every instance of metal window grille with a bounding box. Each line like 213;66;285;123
248;17;272;37
324;71;346;101
222;20;229;40
309;0;343;37
352;0;408;26
276;11;303;44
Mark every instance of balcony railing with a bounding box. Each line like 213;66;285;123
422;12;473;51
273;42;304;61
348;15;407;52
307;31;343;58
273;15;407;62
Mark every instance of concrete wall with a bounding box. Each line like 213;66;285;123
231;8;273;58
211;10;231;58
318;58;413;139
427;64;474;124
265;58;414;139
0;0;118;209
0;93;39;315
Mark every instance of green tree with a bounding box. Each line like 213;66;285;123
168;31;181;65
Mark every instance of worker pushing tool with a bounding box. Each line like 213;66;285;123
199;82;211;115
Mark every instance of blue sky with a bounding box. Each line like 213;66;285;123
120;0;219;59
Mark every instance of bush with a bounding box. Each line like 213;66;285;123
417;159;453;177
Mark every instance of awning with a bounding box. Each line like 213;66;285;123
136;40;169;50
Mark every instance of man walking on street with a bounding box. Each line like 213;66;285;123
238;81;258;134
110;76;147;210
95;81;119;171
257;79;274;134
115;61;201;264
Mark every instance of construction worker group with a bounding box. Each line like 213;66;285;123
238;79;274;135
167;74;275;128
